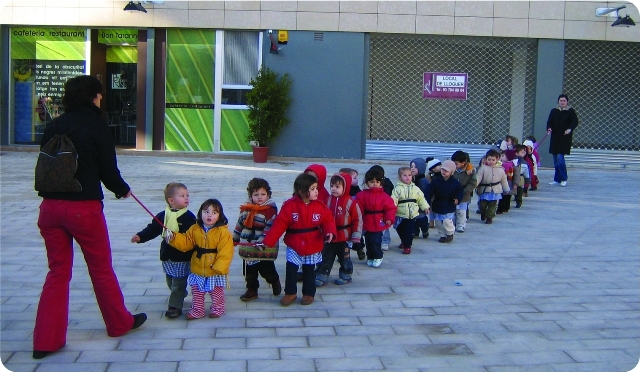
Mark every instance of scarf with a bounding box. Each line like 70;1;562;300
162;207;188;237
239;202;273;229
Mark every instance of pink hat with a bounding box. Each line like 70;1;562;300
440;160;456;173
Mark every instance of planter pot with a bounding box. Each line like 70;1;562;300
252;146;269;163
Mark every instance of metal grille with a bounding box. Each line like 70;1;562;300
563;40;640;151
367;34;537;145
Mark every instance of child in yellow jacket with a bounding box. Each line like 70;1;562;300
166;199;234;320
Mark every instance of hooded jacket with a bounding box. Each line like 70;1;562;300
327;173;363;243
263;195;337;256
391;181;430;219
355;187;397;232
169;220;234;277
411;158;429;193
305;164;330;204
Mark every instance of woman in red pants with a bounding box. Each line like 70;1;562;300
33;75;146;359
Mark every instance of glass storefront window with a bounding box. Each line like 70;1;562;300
10;28;87;144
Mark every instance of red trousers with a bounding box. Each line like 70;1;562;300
35;199;134;352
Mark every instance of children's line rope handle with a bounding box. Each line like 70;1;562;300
130;193;170;230
536;131;550;148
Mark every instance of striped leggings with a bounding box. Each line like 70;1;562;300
188;285;225;319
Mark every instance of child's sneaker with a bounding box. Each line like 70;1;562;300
402;247;411;254
334;278;352;285
398;243;404;249
381;244;389;251
422;232;429;239
372;258;383;268
515;203;522;208
367;260;374;267
357;249;366;260
456;226;465;233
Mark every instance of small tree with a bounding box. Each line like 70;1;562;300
245;67;293;147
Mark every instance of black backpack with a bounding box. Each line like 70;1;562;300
34;123;82;193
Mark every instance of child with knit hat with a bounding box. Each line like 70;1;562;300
424;160;463;243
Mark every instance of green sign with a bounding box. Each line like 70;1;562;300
98;29;138;45
11;27;86;60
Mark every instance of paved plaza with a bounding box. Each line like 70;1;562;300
1;149;639;372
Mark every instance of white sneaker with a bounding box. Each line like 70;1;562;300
456;227;465;233
366;260;374;267
381;244;389;251
560;181;567;187
372;259;383;268
549;181;559;185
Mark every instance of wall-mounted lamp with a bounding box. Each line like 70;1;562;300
267;30;279;54
124;1;147;13
596;5;636;27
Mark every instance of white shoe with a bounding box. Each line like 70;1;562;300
381;244;389;251
366;260;374;267
456;227;465;233
372;259;383;268
560;181;567;187
549;181;559;185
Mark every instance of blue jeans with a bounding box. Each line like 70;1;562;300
552;153;568;182
381;228;391;245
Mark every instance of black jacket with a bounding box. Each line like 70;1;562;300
547;107;579;155
38;104;129;200
136;210;197;262
424;176;463;215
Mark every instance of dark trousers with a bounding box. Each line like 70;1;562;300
285;262;316;297
364;231;383;260
396;218;416;248
497;195;511;213
166;274;188;309
479;200;498;219
515;186;523;205
35;200;134;352
317;242;353;278
413;216;429;237
245;260;280;290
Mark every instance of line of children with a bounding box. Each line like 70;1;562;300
391;167;430;254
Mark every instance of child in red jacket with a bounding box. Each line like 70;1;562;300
315;173;363;286
263;173;336;306
355;167;397;268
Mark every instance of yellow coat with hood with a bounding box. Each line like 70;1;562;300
169;221;234;277
391;181;430;219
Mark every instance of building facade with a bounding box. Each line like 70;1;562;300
1;1;639;166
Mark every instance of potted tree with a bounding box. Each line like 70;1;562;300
245;66;293;163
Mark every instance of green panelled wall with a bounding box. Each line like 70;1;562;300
164;29;215;151
221;109;251;152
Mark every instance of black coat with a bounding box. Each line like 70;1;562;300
546;107;579;155
424;176;463;215
136;210;197;262
38;104;130;200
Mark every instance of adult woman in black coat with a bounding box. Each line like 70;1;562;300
33;75;146;359
546;94;579;187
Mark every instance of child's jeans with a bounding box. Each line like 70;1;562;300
381;228;390;246
364;231;383;260
479;200;498;219
189;285;225;318
395;217;416;248
436;218;455;237
316;242;353;282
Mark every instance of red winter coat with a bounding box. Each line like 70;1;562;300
355;187;397;233
263;195;337;256
327;173;363;243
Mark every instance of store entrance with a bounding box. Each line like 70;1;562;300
105;58;136;146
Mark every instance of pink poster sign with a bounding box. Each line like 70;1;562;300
423;72;468;100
